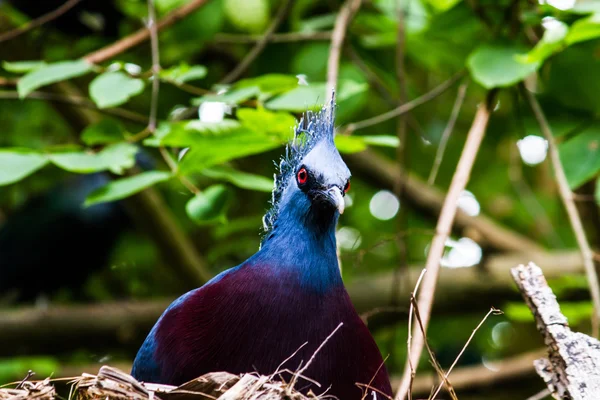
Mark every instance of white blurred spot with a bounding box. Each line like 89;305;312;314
441;237;482;268
491;321;515;349
481;355;500;372
199;102;227;122
178;148;190;162
337;226;362;251
493;100;501;111
539;0;575;10
107;62;122;72
344;193;354;208
124;63;142;75
98;355;112;363
296;74;309;86
457;190;480;217
169;106;188;120
517;135;548;165
369;190;400;221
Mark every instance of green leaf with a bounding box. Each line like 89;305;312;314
0;149;49;186
596;176;600;206
179;130;282;172
467;44;540;89
363;135;400;147
424;0;461;12
566;14;600;45
2;60;46;73
236;74;299;95
18;60;92;98
160;63;207;84
334;136;368;154
89;72;145;109
558;129;600;189
201;165;273;192
193;86;260;105
265;80;368;112
186;184;231;224
519;21;568;63
85;171;173;206
81;119;126;145
49;142;138;174
154;119;244;147
237;108;296;140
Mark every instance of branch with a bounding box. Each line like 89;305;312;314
219;0;293;84
511;263;600;398
344;149;545;253
326;0;362;102
213;31;332;44
0;250;587;356
523;87;600;337
0;0;83;43
147;0;160;132
395;92;496;400
0;90;148;124
83;0;210;64
428;82;469;185
342;71;464;133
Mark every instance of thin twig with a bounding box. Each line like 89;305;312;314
523;86;600;337
526;388;552;400
428;82;469;185
213;31;332;44
220;0;293;84
406;269;427;400
0;90;148;123
326;0;362;103
0;77;18;86
395;92;496;400
147;0;160;132
84;0;210;64
0;0;83;43
288;322;344;392
345;46;395;106
429;307;502;399
343;71;464;133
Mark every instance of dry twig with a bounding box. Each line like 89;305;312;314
326;0;363;102
0;0;83;43
214;31;332;44
343;72;464;133
428;82;469;185
523;87;600;337
395;92;496;400
84;0;210;64
220;0;293;84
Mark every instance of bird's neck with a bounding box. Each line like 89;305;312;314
255;200;342;292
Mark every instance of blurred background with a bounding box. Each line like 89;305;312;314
1;0;600;399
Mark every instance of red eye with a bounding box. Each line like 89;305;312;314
297;168;308;185
344;180;350;193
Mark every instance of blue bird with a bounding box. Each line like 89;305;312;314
132;102;393;400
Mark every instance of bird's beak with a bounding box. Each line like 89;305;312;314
326;186;345;214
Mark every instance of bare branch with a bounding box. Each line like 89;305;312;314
147;0;161;132
0;0;83;43
84;0;210;64
213;31;332;44
395;92;496;400
220;0;293;84
342;71;464;133
523;86;600;337
0;90;148;123
326;0;362;103
428;82;469;185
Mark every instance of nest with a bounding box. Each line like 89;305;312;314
0;367;315;400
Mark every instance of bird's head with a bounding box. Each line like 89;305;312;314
262;97;350;242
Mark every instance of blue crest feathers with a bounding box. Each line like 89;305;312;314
262;97;336;238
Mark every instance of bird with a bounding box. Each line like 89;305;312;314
131;101;393;400
0;173;130;302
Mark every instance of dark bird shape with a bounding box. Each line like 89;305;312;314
132;102;393;400
0;173;129;302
